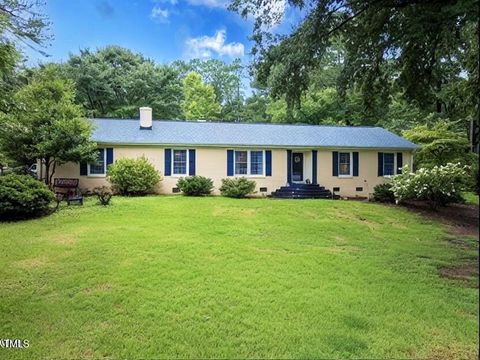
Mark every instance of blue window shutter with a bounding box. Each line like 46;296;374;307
165;149;171;176
80;162;87;176
189;149;196;176
353;152;359;177
106;148;114;167
265;150;272;176
378;152;384;176
227;150;234;176
397;152;403;174
287;150;292;183
312;150;317;184
332;151;339;176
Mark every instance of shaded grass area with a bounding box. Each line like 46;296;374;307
0;197;478;359
464;192;479;205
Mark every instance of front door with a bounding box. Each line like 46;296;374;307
292;152;304;182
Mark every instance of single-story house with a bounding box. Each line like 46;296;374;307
53;107;418;198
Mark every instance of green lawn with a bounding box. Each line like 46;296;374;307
464;192;480;205
0;197;478;359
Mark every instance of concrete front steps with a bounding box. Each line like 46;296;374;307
270;183;335;199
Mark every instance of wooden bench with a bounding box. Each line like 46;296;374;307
53;178;83;205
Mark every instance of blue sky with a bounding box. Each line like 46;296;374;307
24;0;301;67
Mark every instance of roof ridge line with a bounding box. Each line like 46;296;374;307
89;118;379;129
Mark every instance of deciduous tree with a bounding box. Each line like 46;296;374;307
182;72;221;120
64;46;183;119
0;66;97;186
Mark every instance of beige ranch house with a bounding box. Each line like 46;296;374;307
54;107;417;198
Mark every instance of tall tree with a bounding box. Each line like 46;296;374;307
403;121;475;169
0;43;21;113
242;92;270;122
0;0;50;56
0;66;97;186
182;72;221;120
0;0;50;114
64;46;183;119
231;0;479;147
174;58;244;120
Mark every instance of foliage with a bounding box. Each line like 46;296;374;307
63;46;183;119
107;156;161;195
231;0;478;119
0;150;9;174
0;0;50;114
93;186;113;206
403;122;473;168
0;173;54;219
381;98;424;134
0;43;22;114
265;97;288;123
219;177;256;198
372;183;395;203
0;66;98;186
177;176;214;196
0;0;51;52
391;164;469;208
266;87;352;125
174;58;244;119
182;72;221;120
242;92;270;122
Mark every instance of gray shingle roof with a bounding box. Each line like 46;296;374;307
90;119;418;150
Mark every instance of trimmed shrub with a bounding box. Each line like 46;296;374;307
177;176;214;196
93;186;113;206
107;156;161;195
372;183;395;203
391;163;468;208
219;177;256;198
0;174;54;219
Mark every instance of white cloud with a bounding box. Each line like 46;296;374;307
150;5;170;23
185;29;245;58
186;0;226;8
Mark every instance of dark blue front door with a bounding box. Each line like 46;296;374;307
292;152;303;182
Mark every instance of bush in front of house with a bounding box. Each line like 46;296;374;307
93;186;113;206
219;177;256;198
177;176;214;196
372;183;395;203
107;156;161;195
391;163;468;208
0;174;55;220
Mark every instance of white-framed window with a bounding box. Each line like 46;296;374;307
172;149;188;175
235;150;248;175
338;152;352;177
250;151;264;175
234;150;265;176
88;148;106;176
383;153;395;176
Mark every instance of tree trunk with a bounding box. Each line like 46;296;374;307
44;157;50;186
48;161;57;190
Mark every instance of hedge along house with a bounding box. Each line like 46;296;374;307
53;107;418;198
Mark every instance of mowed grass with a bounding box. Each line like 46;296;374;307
464;192;479;205
0;196;478;359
